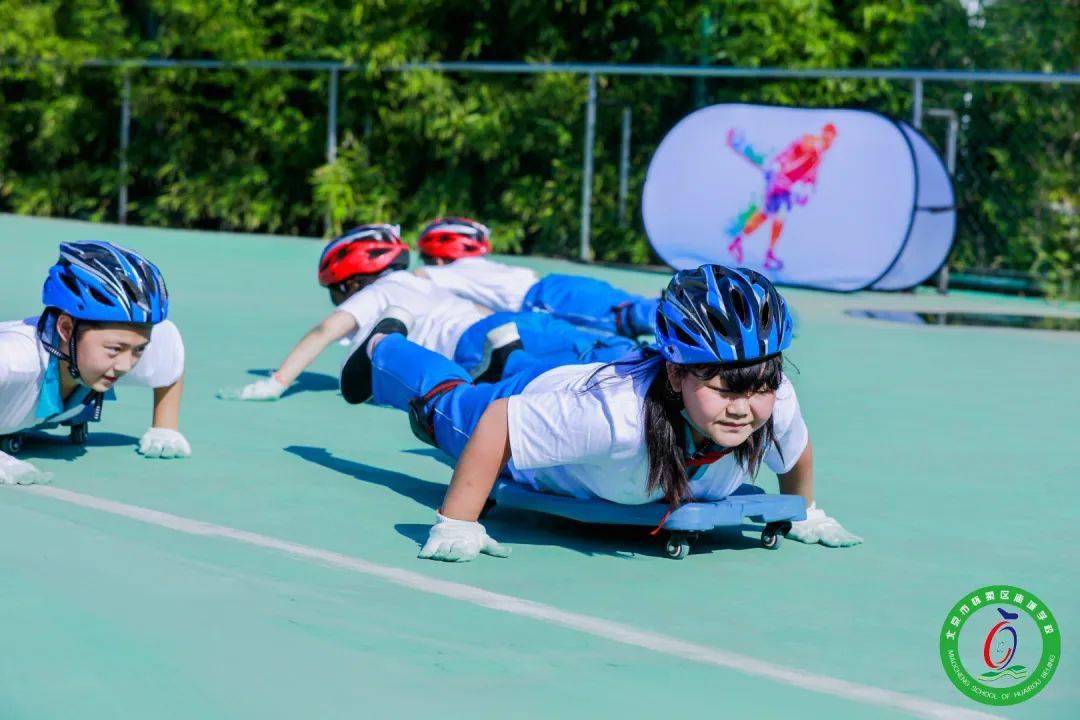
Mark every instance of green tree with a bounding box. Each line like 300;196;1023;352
0;0;1074;296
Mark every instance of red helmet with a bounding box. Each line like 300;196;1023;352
417;217;492;260
317;224;409;287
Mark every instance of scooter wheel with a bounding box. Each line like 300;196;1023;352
69;423;89;446
0;434;24;455
665;532;691;560
761;521;792;550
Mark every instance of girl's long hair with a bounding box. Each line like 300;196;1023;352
587;349;785;506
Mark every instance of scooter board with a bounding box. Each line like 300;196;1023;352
492;480;806;531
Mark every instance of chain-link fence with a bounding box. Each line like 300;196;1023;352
1;60;1076;295
919;80;1078;295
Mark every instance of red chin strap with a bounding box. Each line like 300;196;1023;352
685;446;734;468
650;446;735;536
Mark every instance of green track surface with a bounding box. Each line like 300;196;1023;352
1;214;1076;719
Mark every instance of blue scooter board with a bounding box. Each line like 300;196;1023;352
0;401;99;456
492;480;807;559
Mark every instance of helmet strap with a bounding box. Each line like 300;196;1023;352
36;311;82;380
66;320;82;379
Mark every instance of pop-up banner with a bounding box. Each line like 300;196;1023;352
642;104;955;292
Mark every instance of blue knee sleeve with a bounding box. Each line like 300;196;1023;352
522;274;656;335
455;311;623;374
370;333;561;457
371;334;472;412
624;298;659;336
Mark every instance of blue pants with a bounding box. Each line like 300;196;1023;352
521;274;658;337
454;311;637;378
373;334;567;460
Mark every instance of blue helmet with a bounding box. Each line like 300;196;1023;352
42;241;169;323
655;264;793;365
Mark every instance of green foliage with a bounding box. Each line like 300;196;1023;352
907;0;1078;297
0;0;1074;296
314;132;400;236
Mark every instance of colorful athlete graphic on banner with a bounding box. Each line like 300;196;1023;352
724;123;837;270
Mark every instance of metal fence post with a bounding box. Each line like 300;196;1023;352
912;77;923;129
927;107;959;294
326;68;339;163
324;68;339;233
118;70;131;224
617;106;632;227
579;72;597;261
940;111;957;294
944;112;958;176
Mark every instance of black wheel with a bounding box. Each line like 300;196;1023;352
0;434;23;455
69;423;89;446
664;532;691;560
761;521;792;550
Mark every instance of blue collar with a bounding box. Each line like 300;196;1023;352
35;356;91;420
680;409;719;455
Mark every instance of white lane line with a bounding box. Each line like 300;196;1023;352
14;484;999;720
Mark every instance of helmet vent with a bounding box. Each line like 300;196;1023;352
119;276;142;302
60;272;81;295
730;289;751;326
673;324;696;347
88;286;116;306
705;304;732;338
132;260;153;289
760;294;773;327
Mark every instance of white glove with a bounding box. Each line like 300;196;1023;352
138;428;191;459
0;452;53;485
217;376;287;401
787;503;863;547
418;512;512;562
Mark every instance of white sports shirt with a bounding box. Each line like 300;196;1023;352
0;317;186;435
506;357;808;504
419;257;539;313
335;271;490;359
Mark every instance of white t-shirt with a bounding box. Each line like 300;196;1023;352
0;317;186;435
506;358;808;504
336;271;489;360
418;257;539;313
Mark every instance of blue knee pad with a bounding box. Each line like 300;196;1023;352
427;365;549;460
370;333;557;453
